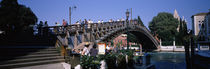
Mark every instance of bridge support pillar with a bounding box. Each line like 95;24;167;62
82;33;85;42
86;33;91;42
74;31;78;48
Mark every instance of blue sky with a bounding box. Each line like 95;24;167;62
16;0;210;29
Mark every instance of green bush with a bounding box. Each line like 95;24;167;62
80;55;100;69
116;54;127;69
105;54;117;68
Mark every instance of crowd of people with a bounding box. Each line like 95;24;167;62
34;21;49;36
34;18;126;36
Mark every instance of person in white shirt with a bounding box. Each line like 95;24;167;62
82;43;90;56
98;20;101;23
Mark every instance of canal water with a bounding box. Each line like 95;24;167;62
145;52;186;69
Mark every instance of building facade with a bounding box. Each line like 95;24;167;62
196;10;210;50
192;13;208;36
204;12;210;41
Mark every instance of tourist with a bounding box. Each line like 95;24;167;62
89;44;98;57
109;19;113;22
98;20;101;23
33;23;38;35
80;49;83;54
55;22;60;32
62;19;67;26
101;20;104;23
38;21;43;36
81;21;85;28
43;21;49;36
76;21;80;25
82;42;90;56
55;22;60;26
106;45;111;54
84;19;88;24
43;21;48;27
88;19;91;23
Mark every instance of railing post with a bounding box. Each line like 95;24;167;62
82;24;86;42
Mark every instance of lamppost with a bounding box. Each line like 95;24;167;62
69;6;76;25
126;9;130;50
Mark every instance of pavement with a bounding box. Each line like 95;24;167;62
14;62;71;69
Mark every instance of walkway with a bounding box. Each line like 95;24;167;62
14;62;71;69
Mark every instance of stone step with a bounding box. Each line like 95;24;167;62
1;50;59;56
0;53;61;60
0;59;65;69
0;56;64;65
0;48;57;52
0;46;55;48
0;45;64;68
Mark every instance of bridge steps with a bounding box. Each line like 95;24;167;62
0;46;64;68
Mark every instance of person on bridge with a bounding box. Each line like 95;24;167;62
43;21;49;36
55;22;60;26
62;19;68;26
38;21;43;36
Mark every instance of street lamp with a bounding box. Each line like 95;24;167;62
69;6;77;25
126;9;130;50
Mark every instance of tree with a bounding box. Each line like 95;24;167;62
0;0;37;37
137;16;144;27
176;19;188;45
149;12;179;44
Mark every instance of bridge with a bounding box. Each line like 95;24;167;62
49;20;160;52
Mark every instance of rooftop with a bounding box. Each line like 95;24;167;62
193;13;208;16
191;12;208;18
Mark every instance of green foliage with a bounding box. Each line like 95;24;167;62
111;40;114;47
116;54;127;69
80;49;135;69
176;20;188;45
80;55;100;69
0;0;37;36
149;12;179;44
105;53;117;68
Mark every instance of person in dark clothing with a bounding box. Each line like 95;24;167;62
89;44;98;57
38;21;43;36
43;21;49;36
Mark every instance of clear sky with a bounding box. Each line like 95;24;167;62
16;0;210;29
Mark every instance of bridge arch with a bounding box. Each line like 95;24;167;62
97;25;159;49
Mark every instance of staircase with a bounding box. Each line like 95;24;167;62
0;46;65;69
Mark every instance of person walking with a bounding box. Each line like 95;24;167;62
62;19;67;26
89;44;98;57
38;21;43;36
82;42;90;56
43;21;49;36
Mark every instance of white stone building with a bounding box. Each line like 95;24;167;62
192;13;208;36
196;10;210;50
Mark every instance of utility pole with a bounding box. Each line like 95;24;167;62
126;9;130;50
69;7;71;25
131;8;132;23
69;6;76;25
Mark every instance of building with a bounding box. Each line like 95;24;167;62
196;10;210;50
173;9;187;32
192;13;208;36
112;34;138;49
204;11;210;41
174;9;180;21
